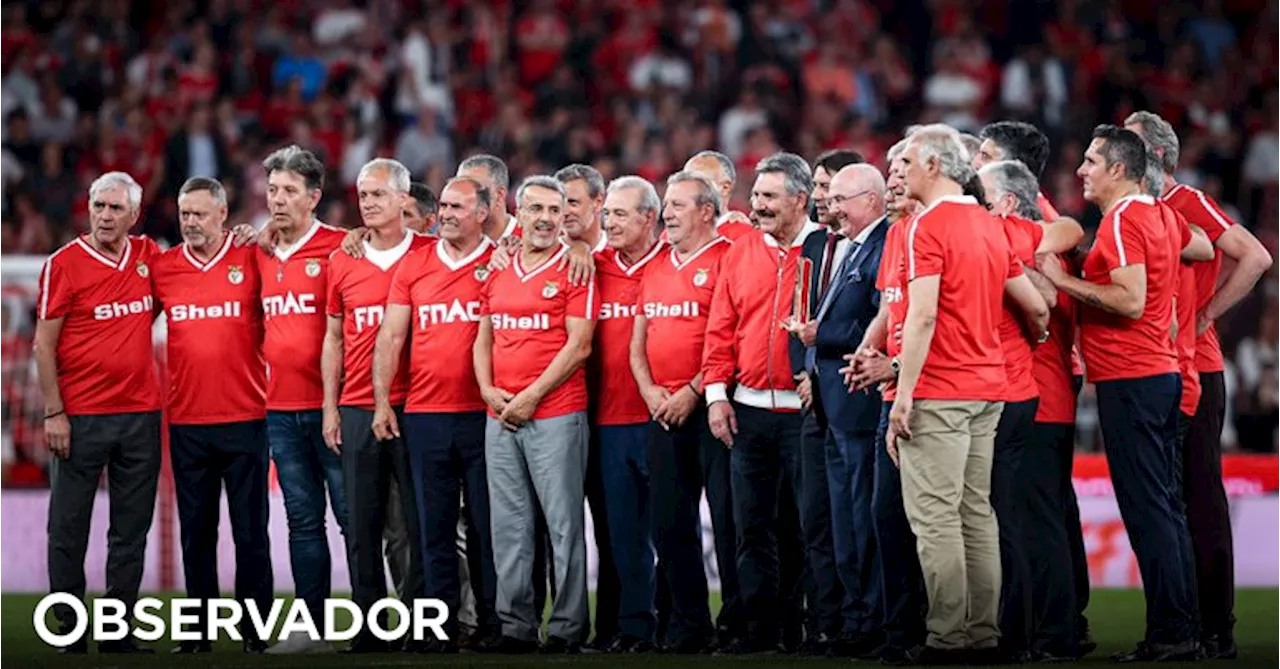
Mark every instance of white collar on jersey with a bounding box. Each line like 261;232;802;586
437;236;494;271
362;231;415;272
671;236;728;269
182;234;233;272
274;219;326;262
763;220;822;249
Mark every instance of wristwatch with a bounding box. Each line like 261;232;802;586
890;356;901;376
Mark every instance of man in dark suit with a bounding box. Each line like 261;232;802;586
785;150;864;653
793;163;889;657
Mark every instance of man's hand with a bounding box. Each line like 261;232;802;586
1196;311;1214;336
322;407;342;454
255;226;278;254
708;401;738;448
341;228;371;258
886;430;900;468
641;383;672;418
371;403;400;441
655;385;699;428
782;317;818;347
488;244;514;272
559;242;597;286
229;224;259;247
795;372;813;409
888;395;914;443
722;210;753;228
45;414;70;460
1036;253;1067;284
498;389;540;431
850;349;894;391
482;386;515;417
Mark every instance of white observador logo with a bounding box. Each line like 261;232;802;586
33;593;452;646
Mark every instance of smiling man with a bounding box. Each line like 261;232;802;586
150;177;271;654
36;171;162;655
474;175;597;653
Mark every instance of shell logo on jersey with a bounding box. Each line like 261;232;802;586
693;269;709;287
262;292;317;318
136;262;149;278
883;286;903;303
474;265;490;282
491;313;551;330
417;300;482;329
642;301;700;319
598;302;637;320
541;281;559;299
305;259;322;278
354;305;385;333
93;295;154;321
228;266;244;285
169;301;244;323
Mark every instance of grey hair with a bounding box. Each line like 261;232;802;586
755;152;814;199
886;138;911;164
515;175;566;207
688;150;737;186
262;144;325;191
357;158;411;193
979;161;1043;220
1124;111;1181;175
908;124;975;185
458;154;510;191
666;170;723;217
1142;145;1166;198
607;175;662;216
554;163;606;200
89;171;143;210
959;133;982;161
178;176;227;207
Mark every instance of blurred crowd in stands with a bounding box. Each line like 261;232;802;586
0;0;1276;483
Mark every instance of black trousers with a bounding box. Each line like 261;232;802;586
1024;421;1079;656
991;398;1039;654
170;420;273;640
871;402;926;652
649;411;714;645
1182;371;1234;641
48;411;162;630
1068;375;1090;638
340;406;422;642
700;419;742;638
584;427;620;643
729;402;803;646
800;407;843;637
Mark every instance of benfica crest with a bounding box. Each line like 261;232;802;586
228;265;245;285
135;262;149;278
474;264;490;282
305;259;322;278
693;268;709;287
541;281;559;299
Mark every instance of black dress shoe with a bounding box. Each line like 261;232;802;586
660;635;711;654
172;640;213;654
243;638;268;654
1111;640;1201;663
606;636;654;653
1076;632;1098;658
486;635;539;654
408;637;458;654
878;645;915;665
904;644;968;665
99;638;155;654
1203;633;1238;659
712;637;776;655
539;636;581;654
797;632;834;656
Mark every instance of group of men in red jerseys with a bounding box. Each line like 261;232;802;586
36;108;1271;662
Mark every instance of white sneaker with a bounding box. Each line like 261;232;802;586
264;633;334;654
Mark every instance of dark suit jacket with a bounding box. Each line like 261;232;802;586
789;218;888;433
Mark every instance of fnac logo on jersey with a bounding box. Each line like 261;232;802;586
93;296;154;321
353;306;385;333
262;292;317;318
169;301;244;323
418;300;482;329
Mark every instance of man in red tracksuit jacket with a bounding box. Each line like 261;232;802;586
702;152;822;654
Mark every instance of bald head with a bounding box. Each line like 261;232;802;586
684;152;736;207
828;164;886;237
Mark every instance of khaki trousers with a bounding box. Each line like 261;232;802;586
898;399;1004;651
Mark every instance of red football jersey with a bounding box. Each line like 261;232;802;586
1176;259;1201;416
998;215;1041;402
1037;191;1060;222
387;237;495;413
592;242;666;425
638;238;732;393
906;196;1017;401
152;237;266;424
1079;195;1186;383
1032;251;1079;425
326;234;432;409
715;217;755;241
1163;183;1235;373
875;218;910;402
480;243;597;420
37;235;162;415
256;222;347;411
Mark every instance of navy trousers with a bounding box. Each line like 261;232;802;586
992;397;1039;654
599;423;656;641
800;409;843;637
1024;421;1079;656
871;401;926;652
1096;374;1198;645
827;422;882;637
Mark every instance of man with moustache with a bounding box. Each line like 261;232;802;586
256;145;351;654
632;171;738;654
151;177;271;654
474;176;597;653
786;148;864;654
802;163;889;658
684;150;755;239
37;172;163;654
374;176;503;653
1125;111;1273;658
321;158;431;653
1037;126;1208;662
702;152;821;654
591;176;666;652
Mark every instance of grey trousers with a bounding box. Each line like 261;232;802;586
457;504;478;629
47;411;162;628
486;412;589;642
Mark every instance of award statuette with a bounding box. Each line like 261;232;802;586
793;256;814;322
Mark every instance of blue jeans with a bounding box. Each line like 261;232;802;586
599;423;655;641
267;410;351;617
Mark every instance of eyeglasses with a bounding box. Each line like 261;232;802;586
825;190;876;206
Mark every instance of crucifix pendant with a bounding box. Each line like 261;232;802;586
276;265;284;283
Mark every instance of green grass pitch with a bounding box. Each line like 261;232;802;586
2;589;1276;668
